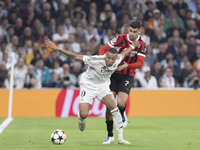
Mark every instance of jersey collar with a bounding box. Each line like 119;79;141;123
127;34;140;43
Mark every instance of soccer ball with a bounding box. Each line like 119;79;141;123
51;129;66;144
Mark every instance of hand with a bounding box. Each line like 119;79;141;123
30;79;36;86
115;62;128;71
132;40;140;48
45;39;59;50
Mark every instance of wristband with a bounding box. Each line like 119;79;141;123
130;45;135;49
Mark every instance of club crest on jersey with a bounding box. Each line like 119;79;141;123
127;51;137;56
87;56;92;61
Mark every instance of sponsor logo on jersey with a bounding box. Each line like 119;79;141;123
127;51;137;57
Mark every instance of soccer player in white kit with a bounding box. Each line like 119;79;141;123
45;39;140;144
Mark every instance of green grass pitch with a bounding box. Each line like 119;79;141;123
0;117;200;150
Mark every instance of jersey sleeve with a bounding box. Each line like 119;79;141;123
108;35;123;48
137;42;146;58
116;54;123;65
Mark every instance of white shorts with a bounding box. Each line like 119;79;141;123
79;83;112;105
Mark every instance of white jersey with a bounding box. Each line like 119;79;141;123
80;54;122;86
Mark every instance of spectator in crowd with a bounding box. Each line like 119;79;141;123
88;9;97;26
102;28;112;45
44;50;62;69
40;46;49;61
184;9;193;29
137;66;158;89
24;64;41;89
185;19;200;39
70;61;83;78
174;0;188;17
81;19;88;35
69;33;81;54
166;58;182;83
34;57;51;87
143;20;154;36
5;35;19;53
192;3;200;29
71;4;87;21
41;10;51;27
180;61;193;85
60;63;77;88
152;26;167;44
89;37;99;55
35;26;46;44
148;9;164;30
166;18;185;38
63;17;75;34
96;20;104;40
50;60;63;76
0;17;9;39
47;73;61;88
52;24;69;49
160;52;179;69
100;3;116;22
14;18;24;37
0;42;7;64
144;45;157;67
85;24;100;45
26;42;40;65
168;29;185;46
141;26;150;46
151;60;164;87
22;39;33;56
187;36;197;63
45;18;56;38
19;27;35;47
164;9;184;32
160;67;179;88
74;25;87;45
176;44;188;64
13;57;27;89
144;1;154;21
22;4;36;27
0;61;8;88
157;43;168;61
193;46;200;77
131;75;141;88
183;69;200;89
3;25;14;44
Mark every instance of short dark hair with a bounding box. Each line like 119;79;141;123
129;20;142;29
107;48;117;54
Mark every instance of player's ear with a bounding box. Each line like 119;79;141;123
138;28;141;34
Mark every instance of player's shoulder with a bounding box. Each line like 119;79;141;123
83;55;105;63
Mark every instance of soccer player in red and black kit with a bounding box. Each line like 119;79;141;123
99;20;146;144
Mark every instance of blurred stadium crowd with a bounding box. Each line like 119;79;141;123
0;0;200;89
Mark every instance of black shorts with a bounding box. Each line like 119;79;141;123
110;73;133;95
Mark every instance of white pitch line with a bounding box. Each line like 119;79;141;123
0;117;13;134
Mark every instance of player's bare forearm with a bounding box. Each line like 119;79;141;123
45;39;83;61
115;62;128;71
120;47;133;58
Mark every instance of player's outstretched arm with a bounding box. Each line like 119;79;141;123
45;39;84;61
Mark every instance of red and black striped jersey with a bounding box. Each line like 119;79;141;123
106;34;146;76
